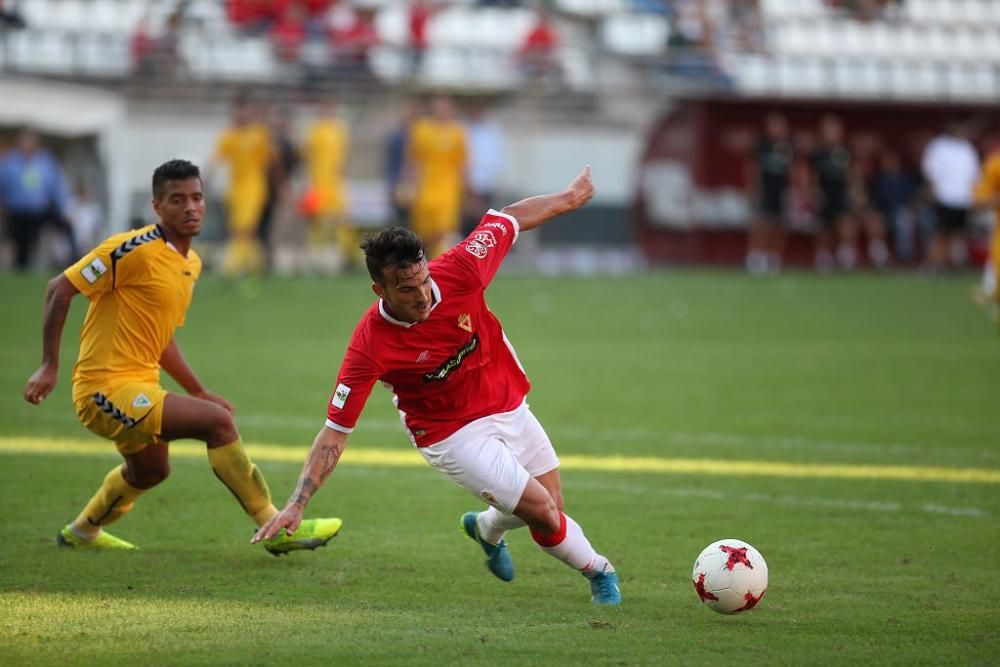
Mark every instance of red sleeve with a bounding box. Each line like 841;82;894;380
324;328;381;433
450;209;520;288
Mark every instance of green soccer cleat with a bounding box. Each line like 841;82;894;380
461;511;515;582
57;525;138;550
263;517;343;556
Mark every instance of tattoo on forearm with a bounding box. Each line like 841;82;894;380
290;440;344;506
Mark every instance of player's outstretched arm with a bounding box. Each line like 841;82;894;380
24;274;78;405
500;165;595;232
251;426;348;543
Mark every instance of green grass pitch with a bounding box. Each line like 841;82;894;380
1;269;998;665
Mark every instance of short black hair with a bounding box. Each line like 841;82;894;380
152;159;201;200
360;227;426;283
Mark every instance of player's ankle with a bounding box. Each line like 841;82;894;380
70;523;101;541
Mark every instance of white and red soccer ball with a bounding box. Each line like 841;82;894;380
692;539;768;614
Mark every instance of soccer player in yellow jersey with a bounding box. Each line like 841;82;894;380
408;96;467;257
303;100;355;269
974;137;1000;324
23;160;342;553
211;98;273;277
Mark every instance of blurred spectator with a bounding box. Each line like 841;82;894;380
0;128;73;271
302;99;353;272
665;0;731;87
67;181;103;258
226;0;276;34
745;112;793;275
259;105;300;271
384;101;420;227
463;102;505;236
872;150;921;263
973;132;1000;309
478;0;523;6
408;96;467;258
131;10;188;79
811;115;855;271
208;97;273;278
518;8;561;83
329;5;378;81
1;0;26;29
921;120;980;272
409;0;433;76
631;0;668;14
846;159;890;270
272;3;308;64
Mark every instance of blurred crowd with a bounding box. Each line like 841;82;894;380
745;112;1000;293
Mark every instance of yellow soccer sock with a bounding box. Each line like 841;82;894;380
208;439;278;526
72;466;144;538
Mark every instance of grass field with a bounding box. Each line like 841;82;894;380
1;269;998;666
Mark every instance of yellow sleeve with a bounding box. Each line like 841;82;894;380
64;234;125;299
974;156;1000;202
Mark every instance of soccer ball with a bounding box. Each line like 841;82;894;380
691;538;768;614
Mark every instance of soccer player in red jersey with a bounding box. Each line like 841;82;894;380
252;166;620;604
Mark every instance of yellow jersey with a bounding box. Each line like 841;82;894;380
304;118;349;214
975;152;1000;227
64;225;202;401
213;123;272;203
409;118;466;203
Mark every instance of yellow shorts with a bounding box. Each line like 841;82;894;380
74;383;168;455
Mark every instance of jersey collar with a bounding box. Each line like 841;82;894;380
377;278;442;328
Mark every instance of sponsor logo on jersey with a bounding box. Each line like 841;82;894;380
80;258;108;284
424;334;479;383
332;383;351;409
132;393;151;408
472;230;497;248
481;491;500;507
482;220;508;235
457;313;472;332
464;240;488;259
416;350;430;364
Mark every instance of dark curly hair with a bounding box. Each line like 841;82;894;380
152;159;201;200
360;227;426;284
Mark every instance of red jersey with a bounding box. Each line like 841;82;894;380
325;210;530;447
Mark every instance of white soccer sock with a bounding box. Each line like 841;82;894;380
531;512;611;573
476;508;526;545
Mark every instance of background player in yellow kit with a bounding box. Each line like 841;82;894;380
211;97;273;277
974;133;1000;327
23;159;341;553
302;98;354;270
408;95;467;258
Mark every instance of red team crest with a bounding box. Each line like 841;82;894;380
458;313;472;332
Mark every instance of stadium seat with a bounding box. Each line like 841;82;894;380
77;32;130;77
601;13;669;58
374;4;409;47
554;0;628;18
8;29;75;74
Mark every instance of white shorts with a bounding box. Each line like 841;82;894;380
418;402;560;515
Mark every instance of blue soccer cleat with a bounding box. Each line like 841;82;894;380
583;565;621;605
461;511;515;582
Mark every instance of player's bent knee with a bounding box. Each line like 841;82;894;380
207;407;239;447
124;461;170;489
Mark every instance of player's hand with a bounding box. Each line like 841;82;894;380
24;364;58;405
566;165;595;210
251;503;305;544
193;389;234;414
